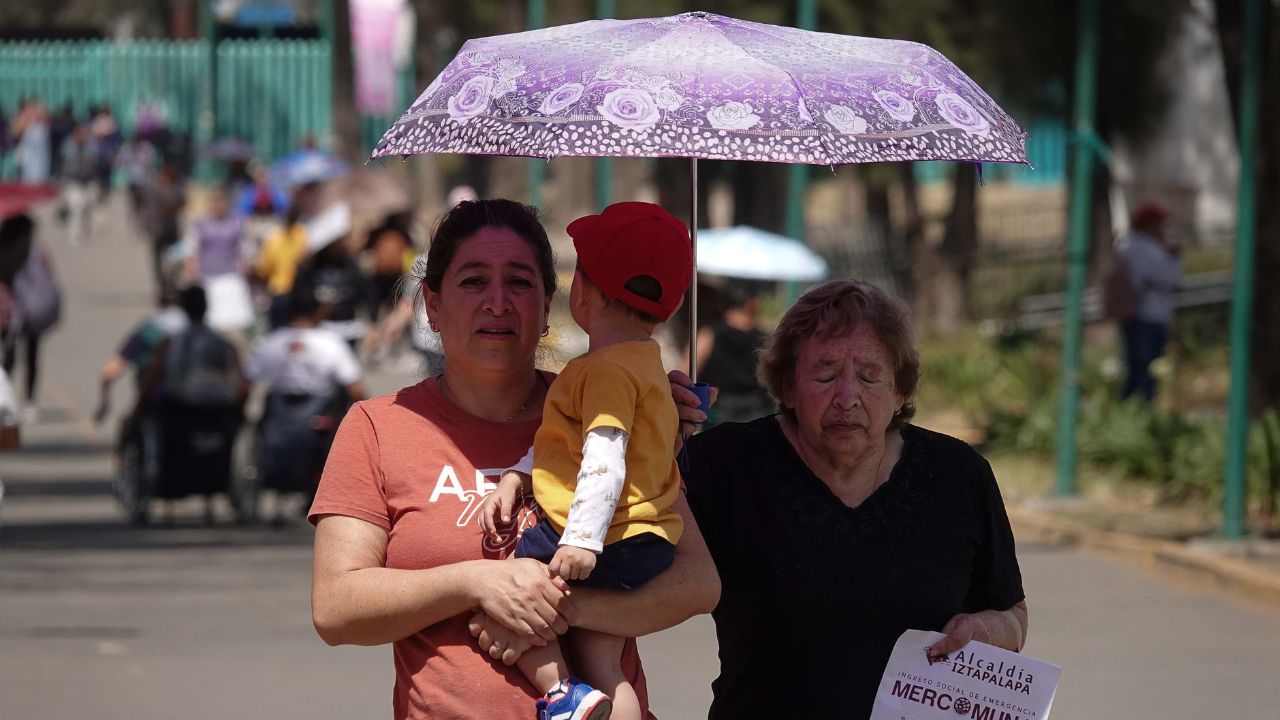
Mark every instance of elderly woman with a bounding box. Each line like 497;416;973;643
308;199;719;720
683;280;1027;719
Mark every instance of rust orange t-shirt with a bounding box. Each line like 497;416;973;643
309;375;653;720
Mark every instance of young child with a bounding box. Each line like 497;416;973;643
478;201;692;720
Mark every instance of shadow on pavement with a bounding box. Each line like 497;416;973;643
1;477;112;499
0;518;314;552
11;440;113;459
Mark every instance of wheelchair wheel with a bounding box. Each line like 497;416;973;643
228;423;262;525
115;437;151;526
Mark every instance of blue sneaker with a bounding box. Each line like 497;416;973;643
535;677;612;720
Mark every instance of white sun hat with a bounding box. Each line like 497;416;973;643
306;201;353;253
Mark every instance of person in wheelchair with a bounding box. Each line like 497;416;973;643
246;289;364;526
140;286;247;524
94;288;190;523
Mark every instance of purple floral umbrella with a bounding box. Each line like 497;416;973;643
371;11;1027;377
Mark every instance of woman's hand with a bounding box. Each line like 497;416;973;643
468;610;537;665
667;370;716;450
472;558;575;644
927;601;1029;662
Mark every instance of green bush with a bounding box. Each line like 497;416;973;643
919;331;1278;516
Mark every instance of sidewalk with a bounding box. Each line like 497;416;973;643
1007;494;1280;614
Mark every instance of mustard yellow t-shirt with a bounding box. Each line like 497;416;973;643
532;339;683;547
257;224;308;295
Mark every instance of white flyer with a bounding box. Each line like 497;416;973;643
870;629;1061;720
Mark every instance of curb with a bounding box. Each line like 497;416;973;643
1008;506;1280;613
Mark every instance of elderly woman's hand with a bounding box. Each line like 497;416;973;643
927;602;1028;662
468;610;537;665
667;370;716;448
472;558;575;644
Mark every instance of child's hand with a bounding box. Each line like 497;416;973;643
477;471;525;538
549;545;597;581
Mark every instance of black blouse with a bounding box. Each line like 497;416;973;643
684;418;1025;719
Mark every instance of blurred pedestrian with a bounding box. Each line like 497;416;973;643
246;289;364;525
94;287;189;425
48;103;76;179
59;123;99;246
13;99;51;185
184;187;253;335
0;365;17;452
115;132;158;223
0;107;12;165
1115;203;1181;403
0;214;62;421
364;210;416;318
89;105;122;203
94;288;189;522
256;184;318;329
290;202;369;348
139;286;246;524
695;279;774;426
138;160;187;293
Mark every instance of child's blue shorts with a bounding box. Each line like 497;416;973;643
514;518;675;591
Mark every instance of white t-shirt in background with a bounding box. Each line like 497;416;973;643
245;326;361;398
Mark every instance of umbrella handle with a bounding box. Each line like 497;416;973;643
688;157;698;384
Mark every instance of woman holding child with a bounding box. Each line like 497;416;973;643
308;199;718;720
682;279;1028;718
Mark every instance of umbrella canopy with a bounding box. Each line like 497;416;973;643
0;183;60;221
373;11;1026;166
696;226;828;282
270;149;350;187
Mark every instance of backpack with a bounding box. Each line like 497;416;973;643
165;326;243;406
13;245;62;335
1102;256;1139;322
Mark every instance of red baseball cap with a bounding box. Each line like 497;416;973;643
1132;202;1169;229
569;202;693;322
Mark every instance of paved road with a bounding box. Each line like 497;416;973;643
3;200;1279;719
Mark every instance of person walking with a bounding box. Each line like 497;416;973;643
0;214;62;421
12;99;51;185
1114;203;1181;403
138;160;187;294
115;132;158;224
694;280;774;426
184;187;253;336
308;198;719;720
290;202;369;348
59;124;99;246
683;280;1027;718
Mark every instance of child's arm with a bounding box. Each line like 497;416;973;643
551;426;628;580
477;445;534;538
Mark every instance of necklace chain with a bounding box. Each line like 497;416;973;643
438;373;539;422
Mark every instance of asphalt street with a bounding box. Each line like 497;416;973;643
2;199;1278;719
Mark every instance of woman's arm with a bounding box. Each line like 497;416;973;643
311;514;572;647
568;492;721;637
927;600;1029;660
469;493;720;664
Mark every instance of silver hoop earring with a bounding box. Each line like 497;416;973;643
541;326;550;337
429;320;439;332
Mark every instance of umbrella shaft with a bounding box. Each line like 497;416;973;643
689;157;698;384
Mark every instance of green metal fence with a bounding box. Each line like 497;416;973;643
2;38;419;172
0;41;205;135
0;39;346;171
216;39;332;161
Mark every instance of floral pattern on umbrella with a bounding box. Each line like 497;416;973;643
372;11;1026;166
